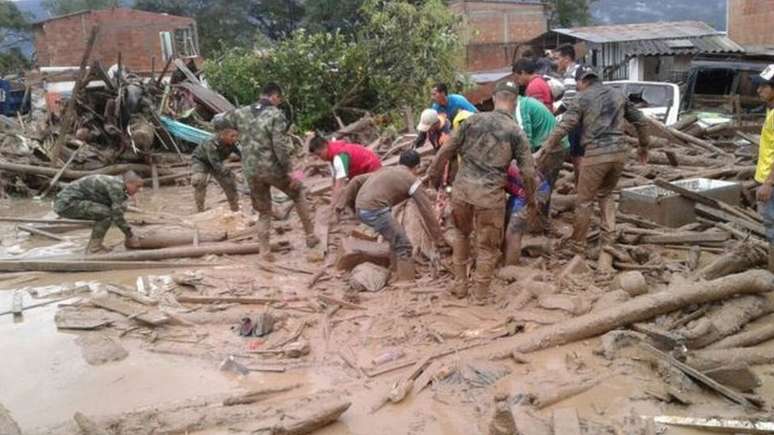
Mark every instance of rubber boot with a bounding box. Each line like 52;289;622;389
257;215;275;262
769;242;774;274
85;220;111;254
597;197;617;273
570;202;593;257
295;194;319;248
451;236;470;298
395;257;416;282
194;186;207;213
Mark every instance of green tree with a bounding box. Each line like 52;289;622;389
203;0;463;131
1;0;29;51
43;0;120;16
302;0;364;34
547;0;596;27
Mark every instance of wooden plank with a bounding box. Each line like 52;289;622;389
552;408;582;435
0;217;91;225
151;164;160;193
90;295;169;326
40;140;88;197
653;416;774;433
173;58;201;84
0;295;75;317
18;224;69;242
177;295;287;305
642;232;729;244
696;203;766;237
639;343;758;408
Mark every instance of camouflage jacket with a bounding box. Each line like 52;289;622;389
218;98;292;180
544;82;649;160
428;109;537;209
192;137;239;178
54;174;131;235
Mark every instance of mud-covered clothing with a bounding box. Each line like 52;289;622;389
218;98;292;181
192;137;240;179
429;109;537;209
413;116;451;149
516;96;568;152
506;164;550;234
450;198;503;296
572;156;625;250
327;140;382;180
543;82;650;166
339;167;442;258
54;175;132;237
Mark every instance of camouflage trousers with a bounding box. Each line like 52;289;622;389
54;200;123;242
247;174;315;247
191;161;239;212
450;198;505;300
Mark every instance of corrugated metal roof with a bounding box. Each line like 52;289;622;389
621;35;744;56
554;21;719;44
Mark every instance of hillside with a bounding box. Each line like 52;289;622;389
591;0;727;30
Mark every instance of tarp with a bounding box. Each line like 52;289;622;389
159;116;213;145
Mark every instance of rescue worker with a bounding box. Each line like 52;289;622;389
538;67;650;266
191;125;240;213
504;164;551;265
413;108;474;150
308;133;382;208
430;82;478;121
336;150;444;282
428;81;538;304
752;64;774;272
553;44;584;185
54;172;143;254
216;83;319;262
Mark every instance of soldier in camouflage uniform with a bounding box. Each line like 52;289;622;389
191;126;241;212
539;67;650;266
54;172;144;253
215;83;319;261
428;81;538;304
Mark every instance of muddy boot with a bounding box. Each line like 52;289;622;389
294;193;318;248
84;221;111;254
194;186;207;213
769;242;774;274
395;257;416;282
257;215;275;262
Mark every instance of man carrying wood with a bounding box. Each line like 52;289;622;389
428;81;538;303
336;150;444;282
191;125;240;213
54;172;143;253
753;64;774;272
538;67;650;264
215;83;318;262
308;132;382;209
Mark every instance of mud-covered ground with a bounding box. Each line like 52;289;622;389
2;183;774;435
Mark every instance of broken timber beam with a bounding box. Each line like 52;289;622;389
0;260;209;273
641;232;729;244
653;416;774;433
76;242;275;262
17;224;69;242
177;295;289;305
708;323;774;349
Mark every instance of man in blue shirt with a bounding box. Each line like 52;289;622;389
431;83;478;121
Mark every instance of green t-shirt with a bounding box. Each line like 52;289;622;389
516;96;570;152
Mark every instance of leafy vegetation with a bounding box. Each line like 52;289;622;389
42;0;120;16
204;0;464;131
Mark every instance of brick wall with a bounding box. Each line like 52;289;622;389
450;1;547;71
728;0;774;46
34;8;197;72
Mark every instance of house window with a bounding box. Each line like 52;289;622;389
160;26;199;62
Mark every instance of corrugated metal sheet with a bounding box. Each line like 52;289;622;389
621;35;744;56
554;21;719;44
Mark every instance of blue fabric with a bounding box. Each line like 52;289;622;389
160;116;214;145
357;207;412;258
507;180;551;216
569;126;584;157
432;94;478;121
759;196;774;243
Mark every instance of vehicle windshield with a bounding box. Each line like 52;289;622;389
607;83;674;109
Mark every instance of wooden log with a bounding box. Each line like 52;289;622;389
533;379;599;409
642;232;729;244
696;203;766;237
40;140;87;197
653;416;774;433
17;224;69;242
487;270;774;356
703;365;761;392
672;114;699;131
134;230;227;249
678;295;771;349
687;347;774;371
647;118;731;156
78;242;274;262
0;217;91;225
0;161;157;180
640;343;759;408
335;238;391;271
0;260;209;273
708;322;774;349
698;242;766;281
222;383;302;406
